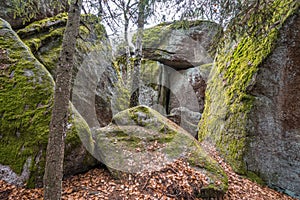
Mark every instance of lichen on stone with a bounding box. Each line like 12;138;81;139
17;13;107;77
0;17;96;188
0;17;54;186
95;105;228;195
198;0;299;176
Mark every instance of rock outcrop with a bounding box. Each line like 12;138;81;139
112;59;163;115
0;0;68;29
117;21;220;136
93;105;228;198
16;13;118;128
199;1;299;198
0;18;97;187
142;21;221;70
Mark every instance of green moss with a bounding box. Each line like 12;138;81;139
16;13;68;38
140;59;160;84
135;20;219;48
17;13;107;77
244;171;265;185
65;104;94;156
141;24;171;48
132;23;172;48
199;0;299;174
95;105;228;194
170;20;216;30
0;18;54;179
112;58;161;114
0;19;94;187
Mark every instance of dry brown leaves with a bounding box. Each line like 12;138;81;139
0;159;206;200
201;141;297;200
0;142;297;200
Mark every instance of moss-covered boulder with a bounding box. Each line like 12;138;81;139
17;13;107;77
93;105;228;198
140;20;222;70
130;21;220;136
16;13;118;128
199;0;299;198
0;0;68;29
0;18;97;188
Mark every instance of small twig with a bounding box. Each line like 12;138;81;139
141;177;151;190
164;167;178;174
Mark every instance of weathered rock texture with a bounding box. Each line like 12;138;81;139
199;1;299;198
0;0;68;29
142;21;221;70
117;22;220;136
245;10;300;198
112;59;163;114
16;13;117;128
0;18;97;188
168;64;212;113
93;105;228;198
17;14;108;79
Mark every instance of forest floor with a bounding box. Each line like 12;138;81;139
0;141;297;200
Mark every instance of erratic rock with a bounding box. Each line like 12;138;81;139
142;21;221;70
199;1;299;198
93;105;228;198
0;18;97;188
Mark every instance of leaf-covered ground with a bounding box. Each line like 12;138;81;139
0;142;297;200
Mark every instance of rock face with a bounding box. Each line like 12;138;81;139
120;22;220;136
95;64;118;127
112;59;163;115
142;21;221;70
167;64;212;136
16;14;117;128
169;64;212;113
93;105;228;198
245;11;300;198
0;18;97;187
199;1;299;198
17;14;108;79
0;0;68;29
142;21;219;135
168;107;201;138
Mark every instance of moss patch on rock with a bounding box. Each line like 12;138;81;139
198;0;298;176
95;105;228;195
17;13;107;77
0;18;95;187
0;18;54;187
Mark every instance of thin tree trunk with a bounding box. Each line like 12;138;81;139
124;13;131;83
43;0;82;199
129;0;145;107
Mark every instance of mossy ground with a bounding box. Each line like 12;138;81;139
198;0;299;177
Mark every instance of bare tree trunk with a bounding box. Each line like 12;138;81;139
124;11;131;83
129;0;145;107
43;0;82;199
